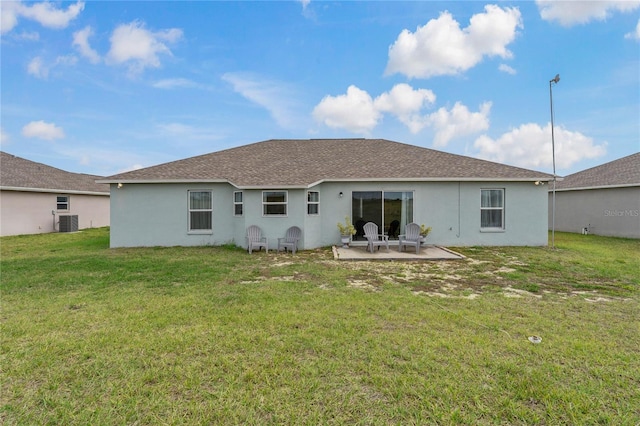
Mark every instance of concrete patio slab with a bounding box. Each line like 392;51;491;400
332;244;465;261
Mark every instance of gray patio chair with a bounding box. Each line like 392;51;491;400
277;226;302;254
246;225;268;254
398;222;421;254
363;222;389;253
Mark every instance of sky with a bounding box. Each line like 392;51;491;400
1;0;639;178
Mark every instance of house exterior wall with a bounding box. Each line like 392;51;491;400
549;186;640;238
110;184;313;249
316;181;548;247
0;190;110;237
110;183;235;247
109;180;549;248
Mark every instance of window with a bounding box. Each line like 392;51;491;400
233;191;243;216
263;191;287;216
56;195;69;211
481;189;504;229
307;191;319;215
189;190;212;232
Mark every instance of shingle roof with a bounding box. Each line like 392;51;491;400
101;138;553;187
555;152;640;191
0;151;109;194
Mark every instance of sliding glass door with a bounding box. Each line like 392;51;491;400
351;191;414;240
384;191;414;238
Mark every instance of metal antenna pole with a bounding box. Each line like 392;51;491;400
549;74;559;249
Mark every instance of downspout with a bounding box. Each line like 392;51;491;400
456;182;461;238
52;210;57;231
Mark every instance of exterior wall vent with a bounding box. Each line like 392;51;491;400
59;215;79;232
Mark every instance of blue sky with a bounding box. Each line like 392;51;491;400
1;1;639;177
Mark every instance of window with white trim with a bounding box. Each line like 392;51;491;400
480;189;504;229
233;191;243;216
189;190;212;232
263;191;287;216
307;191;319;215
56;195;69;211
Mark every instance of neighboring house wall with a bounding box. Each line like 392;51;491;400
0;190;110;236
109;180;549;248
550;187;640;238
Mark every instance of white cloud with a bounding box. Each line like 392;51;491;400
55;54;77;67
625;19;640;41
22;0;84;28
22;120;65;140
374;84;436;133
56;145;149;175
386;5;522;78
27;56;48;78
313;84;489;143
1;1;84;34
106;21;183;75
1;2;21;34
27;54;77;79
313;85;381;134
498;64;517;75
73;26;101;64
222;72;303;129
152;78;199;89
473;123;607;171
428;102;492;147
536;0;640;27
298;0;314;19
156;122;222;142
15;30;40;41
313;84;436;135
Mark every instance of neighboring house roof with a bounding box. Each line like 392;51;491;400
100;139;553;188
0;151;109;195
554;152;640;191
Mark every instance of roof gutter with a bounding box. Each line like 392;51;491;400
307;176;558;186
553;182;638;192
96;176;557;189
97;178;310;190
96;178;230;185
0;186;109;196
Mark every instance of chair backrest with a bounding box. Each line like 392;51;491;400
246;225;262;241
363;222;379;238
405;223;420;239
285;226;302;242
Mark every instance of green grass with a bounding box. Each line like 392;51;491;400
1;228;639;425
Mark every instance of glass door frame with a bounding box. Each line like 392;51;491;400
350;190;415;243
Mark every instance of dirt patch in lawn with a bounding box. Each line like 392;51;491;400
313;256;628;303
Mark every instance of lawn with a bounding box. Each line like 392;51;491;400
1;228;639;425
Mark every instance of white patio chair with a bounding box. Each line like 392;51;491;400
398;222;421;254
246;225;268;254
277;226;302;254
363;222;389;253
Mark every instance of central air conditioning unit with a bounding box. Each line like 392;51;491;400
59;215;79;232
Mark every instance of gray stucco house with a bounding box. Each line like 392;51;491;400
550;152;639;238
99;138;554;249
0;151;110;236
